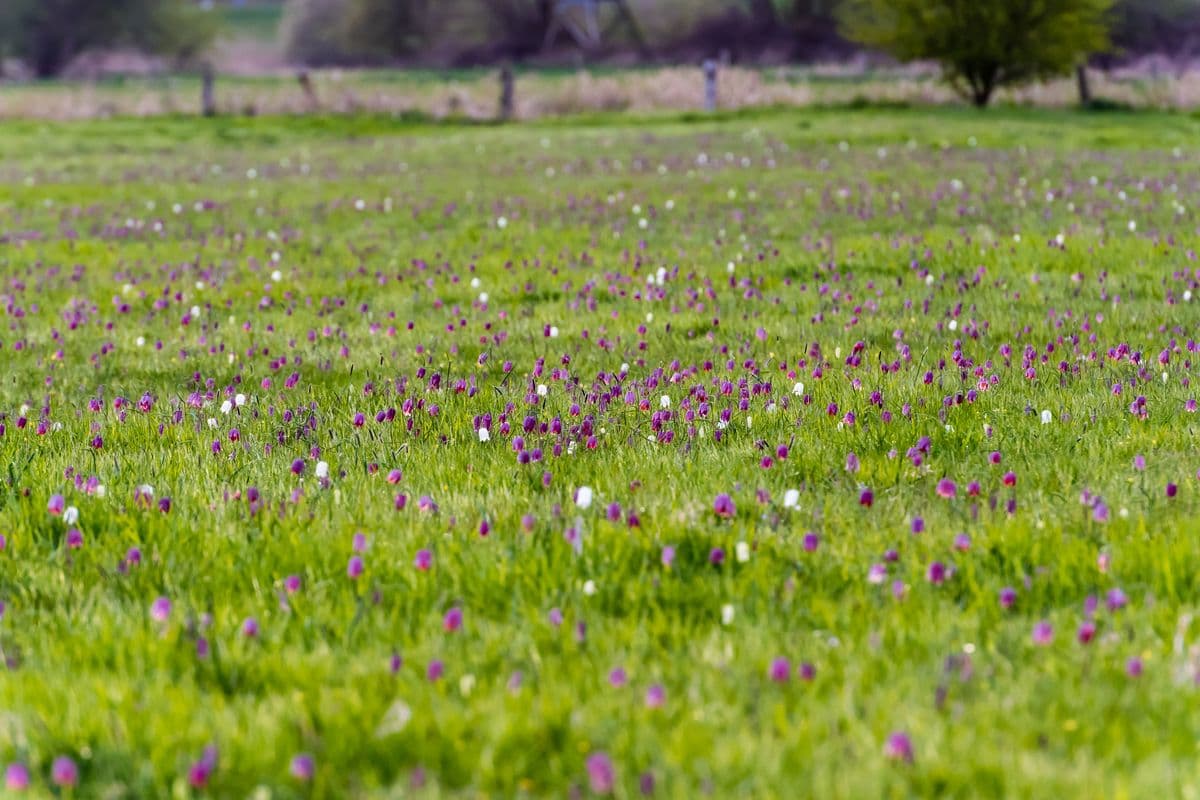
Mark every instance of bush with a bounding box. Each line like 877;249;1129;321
281;0;359;66
839;0;1113;107
0;0;215;78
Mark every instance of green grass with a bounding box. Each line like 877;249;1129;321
1;107;1200;797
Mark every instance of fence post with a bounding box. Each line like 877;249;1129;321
201;63;216;117
499;64;515;121
703;59;717;112
1075;64;1092;107
298;70;319;112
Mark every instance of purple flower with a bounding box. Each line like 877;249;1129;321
713;493;736;518
802;532;819;551
999;587;1017;609
4;762;30;791
586;752;615;795
1077;621;1096;645
1127;657;1144;677
50;756;78;788
884;732;913;763
859;488;874;508
347;555;364;579
661;546;676;568
935;478;956;499
645;684;666;708
291;458;305;475
290;753;315;781
769;657;791;682
284;575;302;594
66;528;83;549
1106;588;1128;611
242;616;260;638
798;662;816;681
443;606;463;632
926;562;947;585
548;608;564;627
427;659;444;681
150;595;172;622
709;547;725;565
1167;482;1178;498
953;533;971;552
1032;621;1054;646
47;493;65;515
609;667;628;687
414;549;433;570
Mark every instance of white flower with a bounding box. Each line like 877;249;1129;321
783;489;800;509
659;395;670;409
478;427;490;442
470;277;481;289
315;461;329;479
721;604;735;625
271;269;283;282
948;319;958;331
792;381;805;396
478;292;489;303
207;417;218;429
234;393;247;407
138;484;155;497
63;506;79;525
220;400;233;414
575;486;593;509
548;326;559;338
536;384;548;397
135;336;145;347
496;216;508;229
94;485;106;498
1040;409;1052;425
735;541;750;563
583;579;596;596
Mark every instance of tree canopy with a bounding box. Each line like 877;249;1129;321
839;0;1114;106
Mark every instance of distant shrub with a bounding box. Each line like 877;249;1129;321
839;0;1114;107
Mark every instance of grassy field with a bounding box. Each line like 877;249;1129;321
2;106;1200;797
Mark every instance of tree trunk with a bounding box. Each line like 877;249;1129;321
1076;64;1092;106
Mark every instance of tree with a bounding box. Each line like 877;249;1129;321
839;0;1113;106
342;0;432;59
0;0;215;78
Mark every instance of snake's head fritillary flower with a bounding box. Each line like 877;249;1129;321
1032;621;1054;646
414;549;433;570
50;756;78;788
999;587;1017;609
1077;621;1096;645
443;606;463;632
644;684;665;708
884;732;913;764
4;762;30;791
47;494;65;515
712;493;735;518
935;478;956;499
150;595;172;622
290;753;315;782
575;486;593;509
347;555;364;580
586;752;615;795
769;657;790;682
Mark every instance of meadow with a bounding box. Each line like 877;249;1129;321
2;106;1200;797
